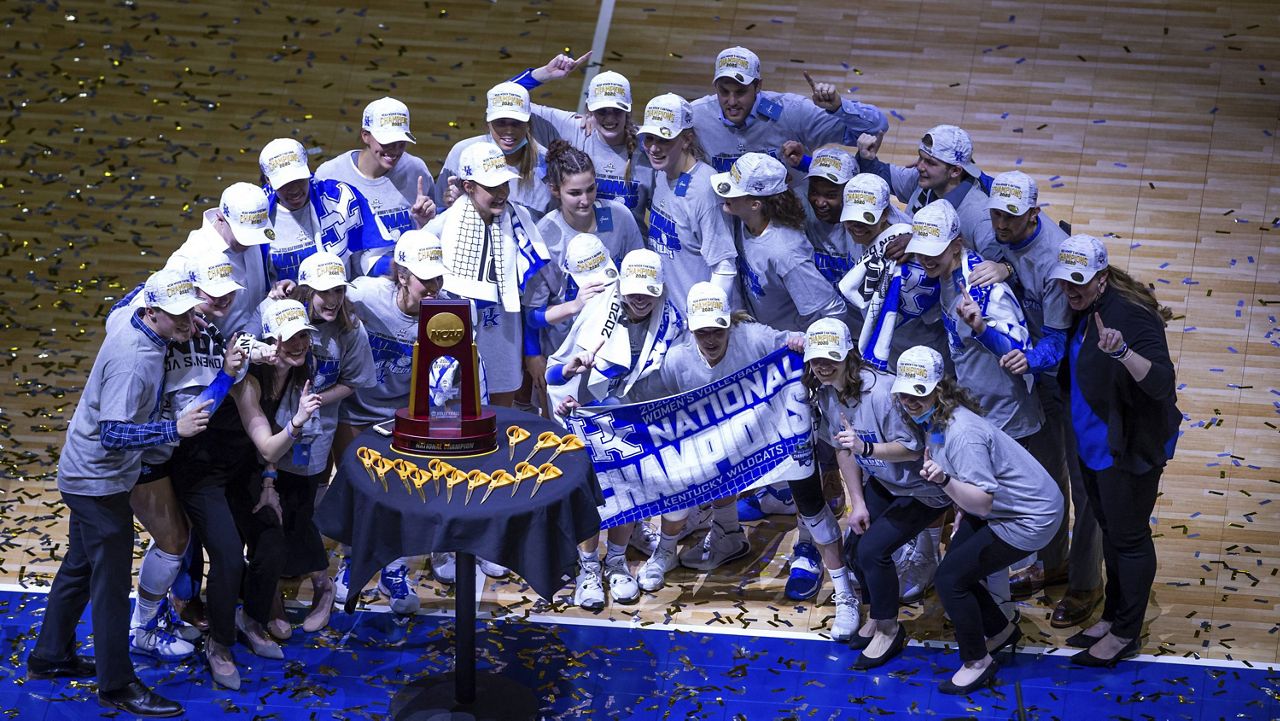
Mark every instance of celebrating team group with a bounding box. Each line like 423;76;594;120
27;44;1182;716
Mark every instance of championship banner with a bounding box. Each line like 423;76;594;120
565;348;814;529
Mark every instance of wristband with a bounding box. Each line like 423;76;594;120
290;417;304;430
939;473;952;488
1107;343;1130;360
859;439;874;458
262;469;278;480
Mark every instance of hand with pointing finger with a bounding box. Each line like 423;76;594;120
1094;312;1127;356
532;50;593;83
177;399;214;438
803;71;841;112
834;416;860;451
955;295;986;333
410;176;437;228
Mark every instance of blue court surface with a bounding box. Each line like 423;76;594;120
1;590;1275;720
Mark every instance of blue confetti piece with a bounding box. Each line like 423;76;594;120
848;86;859;93
1182;278;1200;285
1009;14;1015;21
1190;512;1201;518
1205;45;1216;51
1114;162;1128;167
890;110;905;121
1157;278;1170;283
1227;347;1238;353
1248;256;1255;263
1051;182;1065;188
1159;262;1170;269
1210;106;1218;114
1049;175;1061;181
1015;57;1026;64
1184;326;1196;331
1230;258;1238;266
1188;533;1200;538
1210;368;1224;372
1093;119;1107;124
1265;130;1273;137
1015;157;1023;165
841;62;850;70
1001;112;1010;119
1177;383;1188;390
997;44;1009;50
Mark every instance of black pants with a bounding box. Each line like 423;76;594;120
174;484;245;646
1080;462;1162;639
935;513;1028;662
228;469;326;623
843;478;947;620
32;491;137;693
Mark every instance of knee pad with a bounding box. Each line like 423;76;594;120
139;540;185;597
661;507;691;522
798;506;841;547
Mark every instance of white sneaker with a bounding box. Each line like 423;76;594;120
431;552;456;584
628;521;661;556
378;562;420;615
574;558;605;611
677;523;750;571
637;545;678;592
478;558;509;579
334;557;351;605
603;556;639;604
130;615;196;661
899;552;937;604
830;591;860;641
677;505;714;541
157;597;201;642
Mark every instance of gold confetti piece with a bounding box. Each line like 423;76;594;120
531;462;562;498
465;469;490;505
506;425;530;461
525;431;561;463
546;433;583;464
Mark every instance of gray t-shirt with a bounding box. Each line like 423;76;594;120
736;221;846;332
436;134;552;219
315;150;435;274
527;103;656;229
814;369;946;507
58;313;169;496
926;406;1063;551
939;258;1043;440
277;317;376;476
646;162;736;310
1002;213;1072;341
171;210;271;337
340;276;418;425
653;321;791;394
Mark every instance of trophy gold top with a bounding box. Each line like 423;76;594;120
425;311;467;347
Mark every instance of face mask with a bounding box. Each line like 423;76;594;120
500;138;528;156
909;404;937;425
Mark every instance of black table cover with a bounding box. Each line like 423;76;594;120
315;406;602;608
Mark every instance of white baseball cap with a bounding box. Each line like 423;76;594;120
144;266;202;315
619;249;664;297
459;141;520;187
714;46;761;85
711;152;789;198
188;252;245;298
987;170;1038;216
486;82;531;123
563;233;619;287
219;182;274;246
686;281;731;331
297;251;350;291
919;125;980;178
803;317;854;363
258;138;312;189
904;199;961;257
1049;234;1109;285
362;97;416;145
261;298;317;341
891;345;946;397
840;173;891;224
637;93;693;140
395;229;447;281
586;71;632;112
806;147;859;185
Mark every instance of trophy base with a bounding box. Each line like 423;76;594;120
391;408;499;457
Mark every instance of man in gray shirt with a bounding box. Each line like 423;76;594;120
28;268;213;718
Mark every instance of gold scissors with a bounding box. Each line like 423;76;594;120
524;431;561;464
370;455;394;492
512;462;538;496
407;467;431;502
427;458;454;495
355;447;381;486
464;469;491;505
482;469;516;504
531;462;562;498
445;467;468;503
391;458;417;495
547;434;584;464
506;425;531;461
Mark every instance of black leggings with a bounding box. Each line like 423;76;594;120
1080;463;1162;639
843;478;947;620
935;513;1027;662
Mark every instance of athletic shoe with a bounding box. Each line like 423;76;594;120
603;557;639;604
157;597;202;642
378;563;421;615
574;558;605;611
736;485;796;521
130;613;195;661
628;521;661;556
785;542;823;601
333;558;351;605
678;523;751;571
899;551;937;605
430;553;456;585
637;545;678;592
830;591;860;642
679;505;714;540
478;558;509;579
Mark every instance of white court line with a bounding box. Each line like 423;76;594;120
578;0;616;112
3;581;1272;673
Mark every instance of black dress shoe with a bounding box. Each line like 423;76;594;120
27;653;95;680
852;624;907;670
1051;588;1103;628
98;681;184;718
1064;630;1106;649
939;660;1000;695
849;631;874;651
1070;638;1140;668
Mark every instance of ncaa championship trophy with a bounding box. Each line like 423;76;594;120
392;299;498;455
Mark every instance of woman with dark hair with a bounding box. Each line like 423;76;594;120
893;345;1063;694
1048;234;1180;666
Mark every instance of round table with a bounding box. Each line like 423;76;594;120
315;405;602;719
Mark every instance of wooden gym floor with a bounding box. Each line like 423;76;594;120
0;0;1277;666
